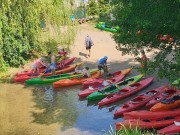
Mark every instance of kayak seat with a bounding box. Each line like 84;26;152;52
155;97;161;101
162;89;176;96
161;98;175;104
143;119;151;122
144;90;157;97
130;97;145;104
119;78;134;86
173;94;180;101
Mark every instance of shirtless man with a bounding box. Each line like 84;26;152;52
48;52;56;75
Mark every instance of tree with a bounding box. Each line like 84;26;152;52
112;0;180;84
87;0;98;16
0;0;76;68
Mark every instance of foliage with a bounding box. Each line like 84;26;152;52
112;0;180;83
87;0;98;16
0;0;76;69
104;125;152;135
86;0;111;22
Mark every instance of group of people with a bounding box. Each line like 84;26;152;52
32;48;67;76
32;34;148;78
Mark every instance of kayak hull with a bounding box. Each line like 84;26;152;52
26;69;98;84
14;63;82;83
78;68;132;98
114;86;167;117
15;57;76;77
98;77;154;107
82;68;132;89
150;99;180;111
87;74;144;101
158;123;180;134
53;70;101;88
124;109;180;120
116;116;180;130
95;23;119;33
146;88;179;108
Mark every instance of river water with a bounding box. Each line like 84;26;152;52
0;79;165;135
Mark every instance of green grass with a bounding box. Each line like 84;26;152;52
104;125;155;135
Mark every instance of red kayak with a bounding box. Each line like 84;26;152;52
116;115;180;130
158;123;180;134
124;109;180;120
98;77;154;107
146;87;179;108
82;68;132;89
15;57;76;77
78;68;132;98
14;62;82;83
114;85;167;117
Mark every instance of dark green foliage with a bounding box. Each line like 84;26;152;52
112;0;180;84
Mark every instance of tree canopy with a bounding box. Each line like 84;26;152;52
112;0;180;84
0;0;76;70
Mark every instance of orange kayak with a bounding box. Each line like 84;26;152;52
150;100;180;112
53;70;102;88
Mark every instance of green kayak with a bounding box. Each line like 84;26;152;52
172;78;180;85
26;69;98;84
95;22;119;33
87;74;144;101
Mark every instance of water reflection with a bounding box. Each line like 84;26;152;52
32;85;81;127
44;86;54;102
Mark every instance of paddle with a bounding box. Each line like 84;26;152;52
38;67;49;78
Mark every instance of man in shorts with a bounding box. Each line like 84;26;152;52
98;56;108;76
48;51;56;75
84;34;94;57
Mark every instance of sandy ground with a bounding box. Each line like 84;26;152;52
0;22;166;135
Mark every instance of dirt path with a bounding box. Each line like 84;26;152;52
70;23;137;67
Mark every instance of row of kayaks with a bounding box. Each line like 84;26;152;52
116;109;180;134
77;71;180;134
14;58;180;134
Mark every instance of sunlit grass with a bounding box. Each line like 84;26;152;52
104;125;154;135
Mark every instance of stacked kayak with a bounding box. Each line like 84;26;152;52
124;109;180;120
114;85;167;117
87;74;144;101
53;70;103;88
146;87;179;108
26;68;98;84
158;123;180;134
150;93;180;111
116;109;180;130
95;22;119;33
14;63;83;83
16;57;76;77
98;77;154;106
78;68;132;98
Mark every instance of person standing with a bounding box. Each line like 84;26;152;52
84;34;94;57
98;56;108;76
136;50;148;75
48;52;56;75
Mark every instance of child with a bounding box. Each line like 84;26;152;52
74;65;90;78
